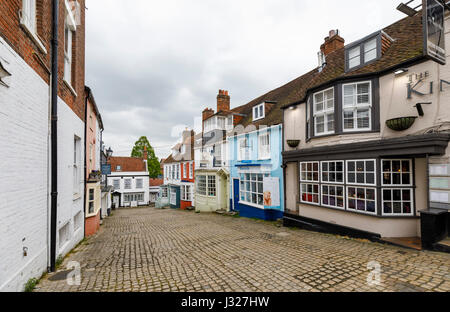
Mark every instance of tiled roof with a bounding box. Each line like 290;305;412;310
229;12;425;130
149;178;164;187
109;156;146;172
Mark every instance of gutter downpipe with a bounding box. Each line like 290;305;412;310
83;89;89;237
49;0;59;273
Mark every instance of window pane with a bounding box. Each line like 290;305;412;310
357;109;370;128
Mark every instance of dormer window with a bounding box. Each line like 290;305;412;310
253;103;265;121
345;34;380;72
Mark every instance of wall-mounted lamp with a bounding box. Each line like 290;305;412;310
396;1;421;17
414;102;432;117
394;68;409;75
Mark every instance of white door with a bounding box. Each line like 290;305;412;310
113;196;119;208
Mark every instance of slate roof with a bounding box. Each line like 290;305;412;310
229;12;425;130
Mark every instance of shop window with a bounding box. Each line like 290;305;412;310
301;183;320;205
347;186;377;214
239;173;266;207
382;159;413;216
322;161;344;183
346;160;376;185
197;175;207;196
322;185;345;209
300;162;320;182
208;176;216;197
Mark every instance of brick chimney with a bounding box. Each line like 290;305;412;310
320;29;345;56
202;108;214;121
217;89;230;112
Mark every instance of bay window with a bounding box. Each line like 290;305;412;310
239;173;266;207
197;175;216;197
197;176;207;196
343;82;371;131
298;158;416;217
313;88;334;135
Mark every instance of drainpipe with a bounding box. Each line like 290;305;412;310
83;89;89;237
49;0;59;273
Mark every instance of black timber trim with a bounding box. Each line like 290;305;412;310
283;213;382;241
283;133;450;163
281;55;427;110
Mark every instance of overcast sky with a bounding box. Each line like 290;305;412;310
85;0;411;159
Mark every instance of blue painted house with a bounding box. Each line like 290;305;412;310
228;122;284;220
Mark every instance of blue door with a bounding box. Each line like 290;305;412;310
233;178;240;211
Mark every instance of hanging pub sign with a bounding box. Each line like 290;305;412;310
423;0;446;65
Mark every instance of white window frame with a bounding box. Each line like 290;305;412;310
238;138;249;161
197;175;207;196
321;184;345;210
183;163;187;179
342;81;372;132
364;38;377;63
181;185;192;201
124;179;132;190
239;173;265;208
258;132;270;160
189;162;193;179
300;183;320;206
381;159;413;187
321;161;344;184
116;165;122;171
381;188;414;216
346;159;377;186
20;0;47;53
161;187;168;198
253;103;265;121
73;136;81;196
300;161;320;183
113;179;120;190
207;176;216;197
313;87;335;136
88;188;95;214
136;178;143;189
348;46;361;69
346;186;377;215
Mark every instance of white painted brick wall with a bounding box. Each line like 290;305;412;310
56;99;85;257
0;37;50;292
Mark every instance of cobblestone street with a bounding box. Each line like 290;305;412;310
36;207;450;292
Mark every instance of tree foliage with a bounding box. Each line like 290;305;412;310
131;136;161;178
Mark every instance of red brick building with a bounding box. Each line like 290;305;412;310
0;0;87;290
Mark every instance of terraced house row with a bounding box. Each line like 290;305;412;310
159;5;450;253
0;0;113;291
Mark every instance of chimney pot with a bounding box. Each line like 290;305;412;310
320;29;344;56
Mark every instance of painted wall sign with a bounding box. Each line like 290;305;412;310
263;177;280;207
101;164;111;175
423;0;446;65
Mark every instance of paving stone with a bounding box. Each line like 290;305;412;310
35;207;450;292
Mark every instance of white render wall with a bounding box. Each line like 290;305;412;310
108;172;150;206
56;99;85;257
0;37;50;292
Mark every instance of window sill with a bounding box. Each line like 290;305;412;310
297;201;419;219
239;200;264;210
19;22;47;54
309;129;379;141
63;79;78;97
